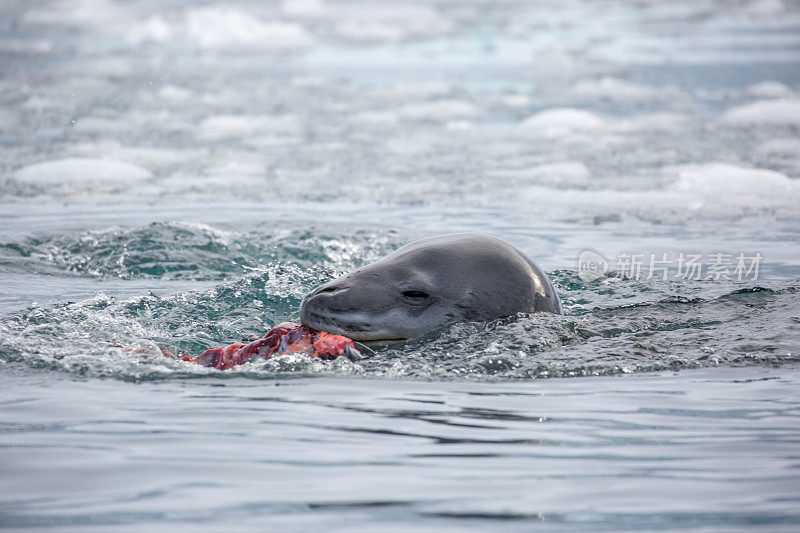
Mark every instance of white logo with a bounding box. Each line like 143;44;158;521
578;250;608;282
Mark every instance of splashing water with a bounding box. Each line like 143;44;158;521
1;222;797;382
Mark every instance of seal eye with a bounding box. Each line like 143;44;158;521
402;290;429;300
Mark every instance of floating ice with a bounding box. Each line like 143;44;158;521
281;0;327;18
743;0;785;17
756;137;800;158
0;108;18;132
614;112;690;133
353;99;476;126
186;7;314;50
158;85;193;102
673;163;800;214
744;81;795;100
531;48;621;89
126;15;172;46
0;38;53;54
196;115;301;141
513;162;800;221
395;100;478;121
13;158;153;189
721;99;800;126
335;21;405;43
72;117;130;134
520;108;605;136
22;0;124;27
68;142;210;170
529;161;591;183
572;77;683;105
367;82;451;101
333;4;451;43
489;161;591;189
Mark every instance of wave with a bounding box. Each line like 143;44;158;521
2;262;796;381
0;222;402;280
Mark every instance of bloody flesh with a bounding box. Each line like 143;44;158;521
162;322;360;370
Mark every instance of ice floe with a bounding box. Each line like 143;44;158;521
721;99;800;125
281;0;327;18
13;158;153;194
756;137;800;158
744;81;795;100
196;115;302;141
333;4;452;43
520;108;605;136
572;78;685;106
743;0;786;17
395;100;478;121
186;7;314;50
673;163;800;214
126;15;172;46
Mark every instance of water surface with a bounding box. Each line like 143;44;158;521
1;0;800;530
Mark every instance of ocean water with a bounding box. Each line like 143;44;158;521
1;0;800;531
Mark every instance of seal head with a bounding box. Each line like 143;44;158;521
299;234;561;342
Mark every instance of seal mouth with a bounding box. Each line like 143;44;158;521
300;309;407;343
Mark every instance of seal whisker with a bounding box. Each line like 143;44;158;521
352;342;377;357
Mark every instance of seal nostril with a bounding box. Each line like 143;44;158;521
402;290;429;299
314;285;341;295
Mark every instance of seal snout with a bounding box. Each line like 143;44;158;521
299;282;349;333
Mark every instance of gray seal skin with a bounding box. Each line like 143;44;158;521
299;234;561;342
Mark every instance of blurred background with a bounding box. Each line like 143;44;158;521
2;0;799;213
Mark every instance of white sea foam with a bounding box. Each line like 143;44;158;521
721;99;800;126
186;7;314;50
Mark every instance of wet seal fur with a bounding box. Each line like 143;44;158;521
300;234;561;342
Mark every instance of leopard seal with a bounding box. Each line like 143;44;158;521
299;234;561;342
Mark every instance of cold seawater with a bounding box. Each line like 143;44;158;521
2;367;800;532
2;0;800;531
